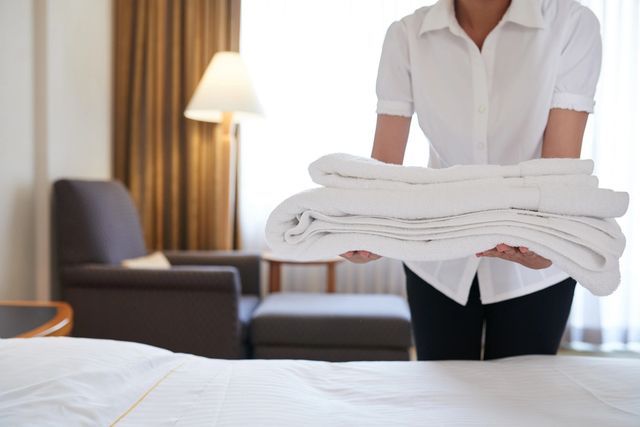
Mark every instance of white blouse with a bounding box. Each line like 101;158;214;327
375;0;602;305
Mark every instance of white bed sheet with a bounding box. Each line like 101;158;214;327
1;337;639;426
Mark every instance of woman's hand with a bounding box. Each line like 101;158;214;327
476;243;552;270
340;250;381;264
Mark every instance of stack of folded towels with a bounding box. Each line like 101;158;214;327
265;153;629;297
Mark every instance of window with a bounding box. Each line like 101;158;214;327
239;0;640;349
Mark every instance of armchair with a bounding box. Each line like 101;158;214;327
53;179;261;359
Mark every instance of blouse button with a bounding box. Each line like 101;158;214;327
478;105;487;113
477;141;486;150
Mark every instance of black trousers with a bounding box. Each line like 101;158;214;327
403;263;577;361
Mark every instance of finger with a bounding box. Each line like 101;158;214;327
509;251;544;266
486;249;520;261
497;244;517;256
497;244;517;255
479;249;500;257
354;255;373;264
518;246;529;254
480;252;502;258
345;254;364;263
478;246;499;256
496;243;509;252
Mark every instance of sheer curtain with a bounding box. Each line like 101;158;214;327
238;0;640;348
238;0;433;297
566;0;640;350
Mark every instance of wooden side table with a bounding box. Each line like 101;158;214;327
262;252;344;293
0;300;73;338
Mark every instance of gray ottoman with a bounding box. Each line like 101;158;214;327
250;292;412;362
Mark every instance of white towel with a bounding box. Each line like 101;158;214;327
266;154;629;297
309;153;598;188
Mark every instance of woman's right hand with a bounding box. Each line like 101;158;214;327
340;250;381;264
338;115;406;266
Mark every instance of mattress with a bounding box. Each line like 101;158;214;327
1;337;638;426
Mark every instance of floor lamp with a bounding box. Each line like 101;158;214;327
184;51;263;248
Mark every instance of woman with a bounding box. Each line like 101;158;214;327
340;0;602;361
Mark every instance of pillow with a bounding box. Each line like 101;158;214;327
121;251;171;269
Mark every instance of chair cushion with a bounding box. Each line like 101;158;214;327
251;293;412;349
54;180;147;265
239;295;260;343
253;345;409;362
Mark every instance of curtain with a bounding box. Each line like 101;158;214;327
239;0;639;348
564;0;640;350
113;0;241;251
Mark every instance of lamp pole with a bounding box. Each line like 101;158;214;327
214;111;236;248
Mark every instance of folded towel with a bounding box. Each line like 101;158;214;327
266;154;629;298
309;153;598;189
272;184;628;220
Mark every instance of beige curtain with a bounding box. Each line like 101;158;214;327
113;0;241;251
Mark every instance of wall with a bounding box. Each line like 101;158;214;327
0;0;112;300
0;0;36;299
46;0;112;181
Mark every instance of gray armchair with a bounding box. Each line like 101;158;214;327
53;179;261;359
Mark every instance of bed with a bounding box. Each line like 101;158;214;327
1;337;638;426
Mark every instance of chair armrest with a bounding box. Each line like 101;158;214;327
60;265;245;358
62;264;240;293
164;250;261;296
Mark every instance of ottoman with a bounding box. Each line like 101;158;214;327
250;292;412;361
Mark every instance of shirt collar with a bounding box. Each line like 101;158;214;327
419;0;454;34
419;0;545;36
503;0;546;29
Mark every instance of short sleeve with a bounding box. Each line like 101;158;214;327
375;20;414;117
551;6;602;113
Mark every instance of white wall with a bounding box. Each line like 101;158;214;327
0;0;36;300
46;0;112;181
41;0;113;299
0;0;112;300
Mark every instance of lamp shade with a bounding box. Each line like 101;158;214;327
184;51;263;123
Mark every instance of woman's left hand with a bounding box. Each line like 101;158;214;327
476;243;552;270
